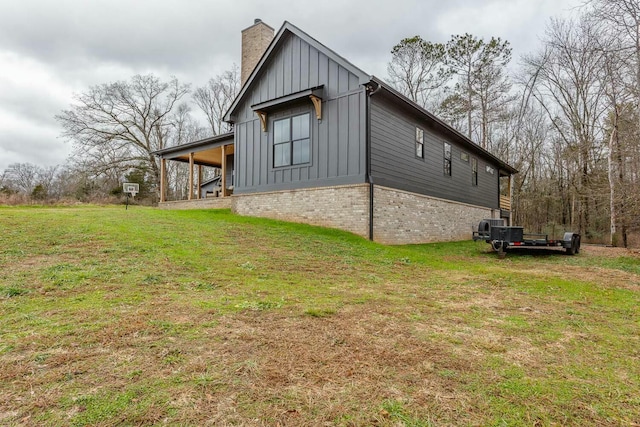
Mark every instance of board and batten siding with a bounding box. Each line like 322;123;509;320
233;32;367;193
370;95;500;209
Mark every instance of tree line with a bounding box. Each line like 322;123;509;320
1;67;240;205
2;1;638;246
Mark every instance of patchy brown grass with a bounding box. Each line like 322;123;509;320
1;207;639;426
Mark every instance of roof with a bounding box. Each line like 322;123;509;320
223;21;517;175
152;132;233;157
370;77;518;175
200;176;221;187
224;21;371;122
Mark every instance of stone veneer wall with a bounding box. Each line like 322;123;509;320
373;185;495;245
232;184;370;238
158;197;233;210
159;184;496;245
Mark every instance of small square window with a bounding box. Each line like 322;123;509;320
486;165;494;175
461;152;469;162
416;127;424;158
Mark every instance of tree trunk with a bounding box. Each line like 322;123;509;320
608;111;618;246
467;65;473;140
481;100;488;149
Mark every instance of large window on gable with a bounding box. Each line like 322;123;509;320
273;113;310;168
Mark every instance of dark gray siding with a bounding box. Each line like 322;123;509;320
370;95;500;209
233;33;366;193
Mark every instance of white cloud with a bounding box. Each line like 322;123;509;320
0;108;70;170
0;51;75;170
434;0;583;49
0;0;586;172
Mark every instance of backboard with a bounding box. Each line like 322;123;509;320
123;182;139;197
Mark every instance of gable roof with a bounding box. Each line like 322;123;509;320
224;21;371;122
223;21;517;175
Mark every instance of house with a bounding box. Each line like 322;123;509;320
155;20;517;244
199;175;222;198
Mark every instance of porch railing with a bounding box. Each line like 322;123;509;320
500;195;511;211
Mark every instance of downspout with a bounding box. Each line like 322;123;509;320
366;80;382;241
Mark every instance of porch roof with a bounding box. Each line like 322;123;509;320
152;132;234;167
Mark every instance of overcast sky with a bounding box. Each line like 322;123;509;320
0;0;583;172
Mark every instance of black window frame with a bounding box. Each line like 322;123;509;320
443;142;452;176
272;112;311;168
471;157;478;186
415;127;424;159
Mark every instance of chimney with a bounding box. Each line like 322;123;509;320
241;19;275;85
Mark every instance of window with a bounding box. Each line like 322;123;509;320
461;152;469;162
486;165;494;175
444;142;452;176
416;127;424;158
273;113;310;167
471;157;478;186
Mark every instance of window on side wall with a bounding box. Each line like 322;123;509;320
471;157;478;186
444;142;452;176
273;113;310;168
416;127;424;158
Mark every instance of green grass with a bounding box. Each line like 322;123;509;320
0;205;639;426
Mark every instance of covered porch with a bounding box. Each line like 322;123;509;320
154;132;235;207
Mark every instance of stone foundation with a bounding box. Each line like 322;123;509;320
159;184;497;245
373;186;495;244
232;184;370;238
158;197;233;210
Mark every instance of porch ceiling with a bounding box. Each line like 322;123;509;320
170;145;235;168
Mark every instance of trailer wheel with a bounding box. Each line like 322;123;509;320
566;235;577;255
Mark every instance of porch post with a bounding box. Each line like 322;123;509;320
188;152;194;200
197;165;203;199
221;145;227;197
508;174;513;226
160;158;166;203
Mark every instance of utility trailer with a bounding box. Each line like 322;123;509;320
472;219;581;257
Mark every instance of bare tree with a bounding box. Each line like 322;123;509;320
590;0;640;122
3;163;40;194
386;37;449;110
193;65;240;136
56;74;190;194
522;17;608;234
589;0;640;246
444;34;512;148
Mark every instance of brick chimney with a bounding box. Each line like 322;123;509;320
241;19;275;85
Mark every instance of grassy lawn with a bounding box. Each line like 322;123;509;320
1;205;638;426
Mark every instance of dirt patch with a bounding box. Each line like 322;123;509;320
183;305;485;425
581;244;640;258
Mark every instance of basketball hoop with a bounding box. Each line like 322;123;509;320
123;183;140;209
